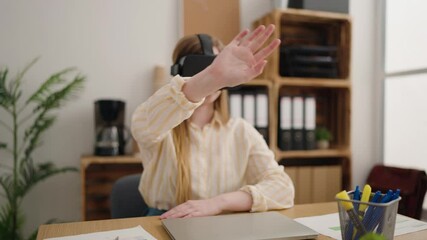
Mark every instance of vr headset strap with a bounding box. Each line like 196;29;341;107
197;34;214;56
170;34;214;76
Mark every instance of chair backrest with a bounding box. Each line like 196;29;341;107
367;164;427;219
110;174;148;218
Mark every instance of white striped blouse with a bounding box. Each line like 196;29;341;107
131;75;295;212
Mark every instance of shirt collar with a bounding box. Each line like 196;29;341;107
211;110;224;128
188;110;224;131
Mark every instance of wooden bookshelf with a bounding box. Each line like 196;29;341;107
277;78;351;88
245;9;352;203
276;148;351;159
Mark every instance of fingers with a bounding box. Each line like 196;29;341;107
253;60;268;76
239;25;266;47
160;205;188;219
160;201;199;219
183;213;196;218
254;38;281;63
242;25;276;53
160;209;184;219
250;24;276;52
231;24;278;56
231;29;250;45
238;24;276;53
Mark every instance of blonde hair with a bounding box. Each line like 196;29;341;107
172;34;228;204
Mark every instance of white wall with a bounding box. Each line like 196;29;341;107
384;0;427;208
385;0;427;73
0;0;380;237
348;0;382;187
0;0;179;236
385;74;427;169
239;0;275;30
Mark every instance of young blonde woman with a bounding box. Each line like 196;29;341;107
131;25;295;218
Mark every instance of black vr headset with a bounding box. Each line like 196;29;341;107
170;34;216;77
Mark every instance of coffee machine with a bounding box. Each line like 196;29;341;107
94;99;128;156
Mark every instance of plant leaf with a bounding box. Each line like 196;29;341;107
23;115;56;157
0;59;85;240
0;203;15;240
20;74;84;158
0;68;14;110
9;58;39;101
26;68;75;104
0;175;13;203
0;202;24;240
16;161;77;198
12;58;38;89
32;74;85;113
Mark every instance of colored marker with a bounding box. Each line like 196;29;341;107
376;189;400;234
354;191;382;239
336;190;367;237
359;184;372;217
345;186;361;240
366;190;394;231
392;189;400;200
354;186;361;200
350;185;371;240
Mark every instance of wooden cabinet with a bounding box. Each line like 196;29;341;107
81;156;142;220
244;9;352;203
286;164;342;204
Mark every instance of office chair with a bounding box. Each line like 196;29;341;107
367;164;427;219
110;174;149;218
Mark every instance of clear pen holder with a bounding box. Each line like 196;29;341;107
336;191;401;240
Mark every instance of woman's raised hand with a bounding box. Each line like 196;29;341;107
209;24;280;88
182;25;280;103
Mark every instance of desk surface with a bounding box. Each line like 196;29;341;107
37;202;427;240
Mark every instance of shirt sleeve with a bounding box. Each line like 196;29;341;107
131;75;204;148
239;122;295;212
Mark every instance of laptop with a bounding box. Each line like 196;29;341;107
161;211;319;240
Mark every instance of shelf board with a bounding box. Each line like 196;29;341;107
81;155;140;168
276;8;351;21
244;79;273;87
276;148;350;159
277;77;351;88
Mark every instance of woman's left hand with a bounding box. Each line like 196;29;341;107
159;191;252;219
160;199;222;219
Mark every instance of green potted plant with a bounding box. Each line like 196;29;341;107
0;58;85;240
315;127;332;149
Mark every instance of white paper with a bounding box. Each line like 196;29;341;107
394;214;427;236
255;93;268;128
304;97;316;130
295;213;342;239
243;94;255;126
229;94;242;118
280;96;292;130
295;213;427;240
45;225;157;240
292;96;304;129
